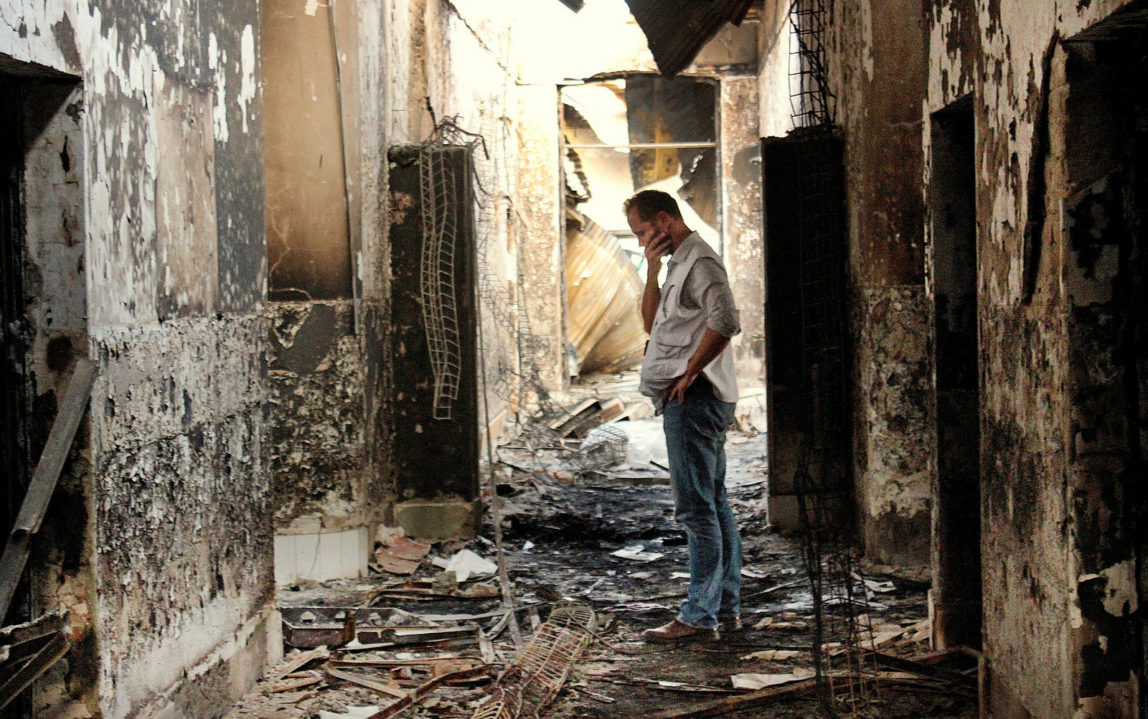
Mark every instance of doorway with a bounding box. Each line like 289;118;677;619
0;76;31;631
1062;17;1148;710
928;96;982;650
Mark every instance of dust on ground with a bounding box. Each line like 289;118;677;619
225;373;974;719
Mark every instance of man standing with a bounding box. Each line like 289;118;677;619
624;190;742;643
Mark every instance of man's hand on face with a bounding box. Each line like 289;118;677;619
644;231;673;266
668;371;697;405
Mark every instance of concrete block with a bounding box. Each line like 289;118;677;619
394;500;476;541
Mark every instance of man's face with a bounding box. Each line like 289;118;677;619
627;208;669;251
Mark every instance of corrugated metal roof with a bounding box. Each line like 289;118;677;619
624;0;756;77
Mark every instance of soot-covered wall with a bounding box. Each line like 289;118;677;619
925;0;1146;716
2;0;276;716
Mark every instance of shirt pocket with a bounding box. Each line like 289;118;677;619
654;324;695;349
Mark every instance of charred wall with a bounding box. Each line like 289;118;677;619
269;302;373;533
263;0;392;561
2;0;275;716
264;0;542;546
826;0;933;564
1062;30;1146;718
926;0;1148;716
757;0;933;557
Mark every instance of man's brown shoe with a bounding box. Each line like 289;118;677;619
719;613;743;632
642;619;719;644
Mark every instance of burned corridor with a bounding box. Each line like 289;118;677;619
2;0;1148;717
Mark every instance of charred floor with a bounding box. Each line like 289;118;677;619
2;0;1147;717
224;379;970;718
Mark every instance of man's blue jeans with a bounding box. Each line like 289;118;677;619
662;378;741;629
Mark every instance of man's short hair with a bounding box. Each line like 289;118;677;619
623;190;683;222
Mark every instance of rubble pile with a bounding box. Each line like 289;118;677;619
225;384;973;719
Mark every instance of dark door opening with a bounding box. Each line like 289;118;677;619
762;129;850;531
929;96;982;650
0;79;31;631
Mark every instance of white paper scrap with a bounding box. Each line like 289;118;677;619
434;549;497;581
731;668;814;690
611;545;664;562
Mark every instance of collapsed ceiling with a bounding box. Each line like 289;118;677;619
624;0;756;77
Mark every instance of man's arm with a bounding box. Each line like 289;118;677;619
641;234;672;333
641;263;660;333
666;328;731;404
666;257;739;404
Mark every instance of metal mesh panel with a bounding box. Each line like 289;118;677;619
789;0;837;130
795;449;881;716
470;603;597;719
418;144;464;420
568;424;628;474
788;2;878;715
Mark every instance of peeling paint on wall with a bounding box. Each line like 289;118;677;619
91;316;272;719
3;0;270;715
269;302;372;532
852;286;934;565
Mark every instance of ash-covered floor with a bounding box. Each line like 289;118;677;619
225;376;977;719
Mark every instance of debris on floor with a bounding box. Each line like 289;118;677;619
0;609;71;710
226;376;976;719
373;529;432;577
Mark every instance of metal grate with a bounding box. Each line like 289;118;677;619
788;0;837;130
795;447;880;717
568;424;628;475
471;602;597;719
418;139;465;421
787;2;878;715
788;0;846;445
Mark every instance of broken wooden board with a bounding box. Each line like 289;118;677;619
547;398;602;437
269;647;331;682
366;664;492;719
634;678;818;718
325;665;408;699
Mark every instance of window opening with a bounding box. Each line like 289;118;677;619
559;75;719;378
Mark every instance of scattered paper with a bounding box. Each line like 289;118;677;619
741;567;769;579
864;578;896;593
432;549;498;581
671;571;690;579
731;668;814;690
611;545;664;562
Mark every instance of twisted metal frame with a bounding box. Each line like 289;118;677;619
470;603;597;719
418;143;463;420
